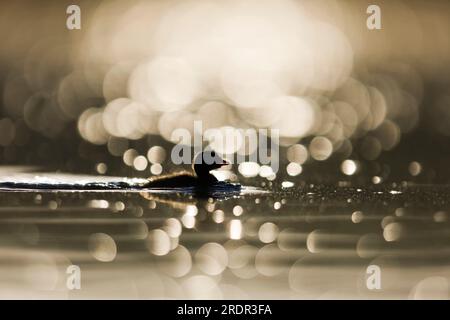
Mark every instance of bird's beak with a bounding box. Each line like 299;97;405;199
212;159;229;169
221;159;230;166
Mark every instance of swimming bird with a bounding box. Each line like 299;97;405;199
144;151;232;189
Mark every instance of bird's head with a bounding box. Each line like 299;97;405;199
192;151;229;177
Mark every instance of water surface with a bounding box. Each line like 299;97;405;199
0;174;449;299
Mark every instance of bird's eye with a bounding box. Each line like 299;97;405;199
211;151;215;157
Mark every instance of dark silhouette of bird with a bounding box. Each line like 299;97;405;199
0;151;240;196
144;151;231;189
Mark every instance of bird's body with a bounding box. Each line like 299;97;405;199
145;170;218;188
144;151;234;190
0;152;240;196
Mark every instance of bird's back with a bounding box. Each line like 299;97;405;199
145;171;199;188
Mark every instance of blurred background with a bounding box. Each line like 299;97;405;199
1;0;450;300
0;0;450;183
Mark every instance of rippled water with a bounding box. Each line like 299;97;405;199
0;175;449;299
